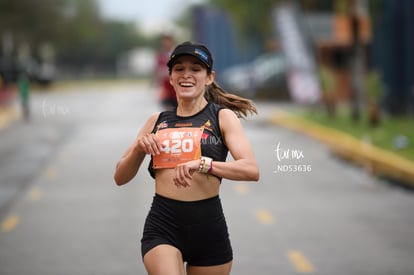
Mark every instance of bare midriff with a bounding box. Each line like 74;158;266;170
154;168;220;201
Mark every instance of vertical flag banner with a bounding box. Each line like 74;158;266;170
273;3;321;104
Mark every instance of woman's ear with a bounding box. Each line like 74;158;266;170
206;71;216;85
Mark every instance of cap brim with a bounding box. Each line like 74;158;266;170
167;53;210;69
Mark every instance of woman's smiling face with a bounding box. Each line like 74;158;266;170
169;55;214;100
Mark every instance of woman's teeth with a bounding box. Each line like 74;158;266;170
180;82;194;87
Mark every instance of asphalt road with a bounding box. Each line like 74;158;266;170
0;82;413;275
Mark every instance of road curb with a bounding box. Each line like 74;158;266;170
269;109;414;188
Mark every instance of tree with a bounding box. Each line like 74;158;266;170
0;0;66;52
1;0;152;77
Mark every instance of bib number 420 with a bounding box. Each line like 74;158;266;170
161;139;194;154
153;127;203;168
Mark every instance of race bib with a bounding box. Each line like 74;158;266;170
153;127;203;169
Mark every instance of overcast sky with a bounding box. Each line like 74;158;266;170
98;0;206;33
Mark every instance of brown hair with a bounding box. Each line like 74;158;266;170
205;81;258;118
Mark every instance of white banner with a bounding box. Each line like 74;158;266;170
274;4;321;104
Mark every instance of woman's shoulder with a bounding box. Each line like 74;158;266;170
148;111;162;122
144;112;162;131
218;108;238;120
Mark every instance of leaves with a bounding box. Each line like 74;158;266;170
0;0;150;70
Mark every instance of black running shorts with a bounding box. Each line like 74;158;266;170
141;194;233;266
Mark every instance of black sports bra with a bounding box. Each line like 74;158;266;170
148;103;228;179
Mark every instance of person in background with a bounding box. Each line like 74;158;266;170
17;71;30;121
155;34;177;110
114;41;260;275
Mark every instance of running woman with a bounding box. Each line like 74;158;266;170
114;41;259;275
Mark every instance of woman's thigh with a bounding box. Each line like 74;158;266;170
143;244;185;275
186;261;232;275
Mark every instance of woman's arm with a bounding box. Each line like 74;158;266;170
210;109;259;181
114;113;161;186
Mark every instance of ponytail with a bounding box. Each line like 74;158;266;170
204;82;258;118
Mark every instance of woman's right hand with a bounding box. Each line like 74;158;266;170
137;133;164;156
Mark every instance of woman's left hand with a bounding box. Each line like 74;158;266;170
173;159;200;188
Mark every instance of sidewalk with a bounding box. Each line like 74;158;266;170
269;108;414;188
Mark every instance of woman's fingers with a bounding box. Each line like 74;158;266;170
138;138;149;154
139;133;162;155
146;134;161;155
173;163;194;188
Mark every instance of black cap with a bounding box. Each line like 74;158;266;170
167;41;213;72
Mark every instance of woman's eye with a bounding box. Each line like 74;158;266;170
172;65;203;73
